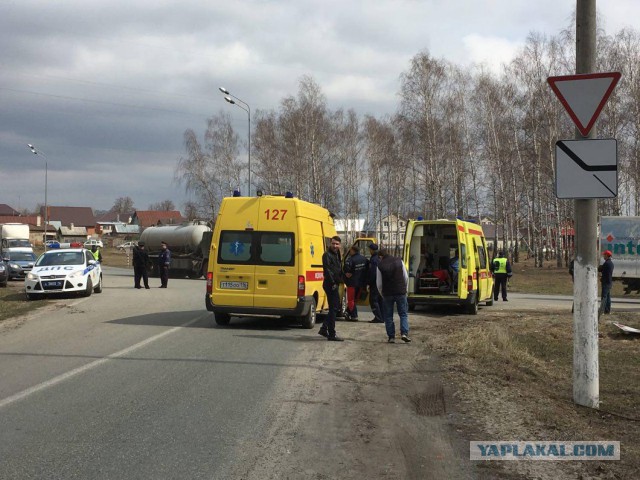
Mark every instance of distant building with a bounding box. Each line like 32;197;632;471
131;210;185;229
0;204;20;216
43;206;97;237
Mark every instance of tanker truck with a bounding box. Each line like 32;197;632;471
139;223;212;279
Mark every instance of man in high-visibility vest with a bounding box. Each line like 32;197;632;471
90;245;102;263
491;250;512;301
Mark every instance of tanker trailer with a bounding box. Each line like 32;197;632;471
139;223;212;279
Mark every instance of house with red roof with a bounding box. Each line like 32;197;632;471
131;210;185;229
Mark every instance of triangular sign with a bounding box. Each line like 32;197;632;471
547;72;621;136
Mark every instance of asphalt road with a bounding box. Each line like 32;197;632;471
1;270;639;479
0;267;314;480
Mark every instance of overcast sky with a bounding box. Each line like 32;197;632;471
1;0;637;214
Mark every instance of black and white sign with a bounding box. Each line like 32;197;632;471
555;139;617;199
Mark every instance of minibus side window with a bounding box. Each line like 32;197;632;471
460;243;467;269
219;231;253;263
259;232;295;266
477;245;487;269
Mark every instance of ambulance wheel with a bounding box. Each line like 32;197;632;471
83;278;93;297
94;274;103;293
214;312;231;326
465;294;478;315
300;299;317;329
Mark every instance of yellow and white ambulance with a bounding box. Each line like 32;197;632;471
403;218;493;314
205;194;338;328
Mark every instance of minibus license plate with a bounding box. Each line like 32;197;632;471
220;281;248;290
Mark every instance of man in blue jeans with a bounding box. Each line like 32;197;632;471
376;248;411;343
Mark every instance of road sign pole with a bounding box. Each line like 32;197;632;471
573;0;599;409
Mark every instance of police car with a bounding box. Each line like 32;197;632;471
25;249;102;300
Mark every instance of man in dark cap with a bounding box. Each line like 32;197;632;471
598;250;614;316
158;241;171;288
367;243;384;323
132;241;150;289
490;250;512;301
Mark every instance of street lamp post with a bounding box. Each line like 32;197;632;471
219;87;251;196
27;144;48;251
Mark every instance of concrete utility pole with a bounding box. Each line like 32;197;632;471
573;0;599;408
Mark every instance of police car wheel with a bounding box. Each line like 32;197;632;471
485;298;493;306
83;278;93;297
26;292;36;300
94;275;103;293
300;299;317;329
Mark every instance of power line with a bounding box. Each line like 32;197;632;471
0;86;211;117
4;68;214;102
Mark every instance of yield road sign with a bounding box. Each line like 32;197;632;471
555;139;617;199
547;72;621;136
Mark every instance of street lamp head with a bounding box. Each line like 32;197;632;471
224;96;235;104
27;144;37;154
219;87;230;95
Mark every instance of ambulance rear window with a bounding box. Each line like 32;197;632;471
259;232;294;265
219;231;253;263
218;231;294;266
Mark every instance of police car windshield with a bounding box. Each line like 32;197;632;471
36;251;85;266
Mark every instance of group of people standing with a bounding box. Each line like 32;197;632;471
318;236;411;344
131;241;172;289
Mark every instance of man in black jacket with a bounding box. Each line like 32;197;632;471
319;236;344;341
598;250;614;316
376;248;411;343
343;245;367;321
132;242;150;289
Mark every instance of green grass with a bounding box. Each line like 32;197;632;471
0;282;50;323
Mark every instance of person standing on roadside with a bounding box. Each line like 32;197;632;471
491;250;512;301
158;241;171;288
376;248;411;344
598;250;614;316
132;242;150;289
367;243;384;323
90;245;103;263
319;236;344;341
343;245;367;321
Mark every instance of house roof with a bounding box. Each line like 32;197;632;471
96;211;134;223
43;206;95;227
59;226;88;236
132;210;185;228
0;215;40;226
114;224;141;234
0;204;20;216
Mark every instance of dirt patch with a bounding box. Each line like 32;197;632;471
229;305;639;479
230;318;481;480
